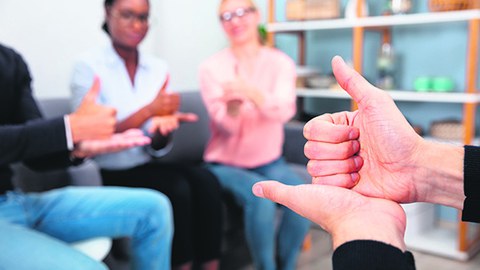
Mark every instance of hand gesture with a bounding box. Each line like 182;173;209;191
148;113;198;136
304;56;444;204
253;181;407;251
147;75;180;117
222;64;264;109
72;129;151;158
69;77;117;142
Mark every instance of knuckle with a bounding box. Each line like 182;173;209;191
306;161;320;176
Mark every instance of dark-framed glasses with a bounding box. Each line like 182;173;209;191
220;7;256;22
112;10;151;26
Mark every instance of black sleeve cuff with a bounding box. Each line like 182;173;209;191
332;240;416;270
462;146;480;223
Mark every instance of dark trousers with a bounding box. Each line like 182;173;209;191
102;162;223;266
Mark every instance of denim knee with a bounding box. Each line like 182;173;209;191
249;196;276;221
134;188;173;234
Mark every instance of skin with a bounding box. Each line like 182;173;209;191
253;55;465;252
303;56;464;209
253;181;407;251
72;129;151;158
69;77;117;142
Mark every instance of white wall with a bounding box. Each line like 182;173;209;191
0;0;260;98
0;0;107;98
153;1;266;91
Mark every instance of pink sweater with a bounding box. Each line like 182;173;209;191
199;47;297;168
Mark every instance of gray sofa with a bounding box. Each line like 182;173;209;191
152;91;309;175
14;90;309;269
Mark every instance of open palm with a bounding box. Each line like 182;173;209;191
253;181;407;250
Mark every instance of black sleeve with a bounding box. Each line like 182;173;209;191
0;47;74;171
12;49;44;123
462;145;480;223
0;117;71;169
332;240;416;270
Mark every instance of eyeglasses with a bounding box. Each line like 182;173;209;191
111;10;150;26
219;7;256;22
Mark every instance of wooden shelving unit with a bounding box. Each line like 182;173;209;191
267;0;480;261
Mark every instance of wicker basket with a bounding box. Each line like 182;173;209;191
286;0;340;21
428;0;477;12
430;120;464;140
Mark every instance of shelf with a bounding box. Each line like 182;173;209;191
296;89;480;103
267;9;480;33
405;225;480;261
402;203;480;261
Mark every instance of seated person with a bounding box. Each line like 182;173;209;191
0;43;173;270
70;0;223;269
198;0;310;269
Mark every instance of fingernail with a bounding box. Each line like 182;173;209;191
352;140;360;153
351;173;360;183
303;123;310;137
349;129;357;140
353;155;362;169
252;184;264;197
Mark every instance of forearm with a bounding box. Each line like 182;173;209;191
0;118;69;166
332;214;406;252
462;145;480;222
414;141;464;209
259;101;296;122
116;106;152;132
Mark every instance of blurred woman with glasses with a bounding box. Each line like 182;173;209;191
70;0;223;269
199;0;311;269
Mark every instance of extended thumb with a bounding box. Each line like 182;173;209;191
84;76;101;103
331;56;378;107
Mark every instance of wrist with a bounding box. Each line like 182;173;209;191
246;88;264;107
414;140;464;209
332;214;406;252
69;149;86;164
144;104;155;118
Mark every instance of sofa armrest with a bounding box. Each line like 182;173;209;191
283;121;308;166
68;159;102;186
11;159;103;192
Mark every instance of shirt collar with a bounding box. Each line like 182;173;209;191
105;43;150;70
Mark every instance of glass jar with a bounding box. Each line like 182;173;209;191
377;42;396;90
390;0;412;14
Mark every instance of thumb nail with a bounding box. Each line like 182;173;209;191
252;184;264;197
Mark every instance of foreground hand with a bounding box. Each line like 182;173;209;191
253;181;406;251
304;56;428;203
69;77;117;142
72;129;151;158
147;76;181;116
148;113;198;135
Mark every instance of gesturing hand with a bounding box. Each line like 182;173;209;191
252;181;407;251
148;113;198;136
222;64;264;109
147;75;180;117
69;77;117;142
304;56;465;206
72;129;151;158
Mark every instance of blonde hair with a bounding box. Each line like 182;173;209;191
219;0;257;11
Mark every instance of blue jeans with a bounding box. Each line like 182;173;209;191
207;158;310;270
0;187;173;270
